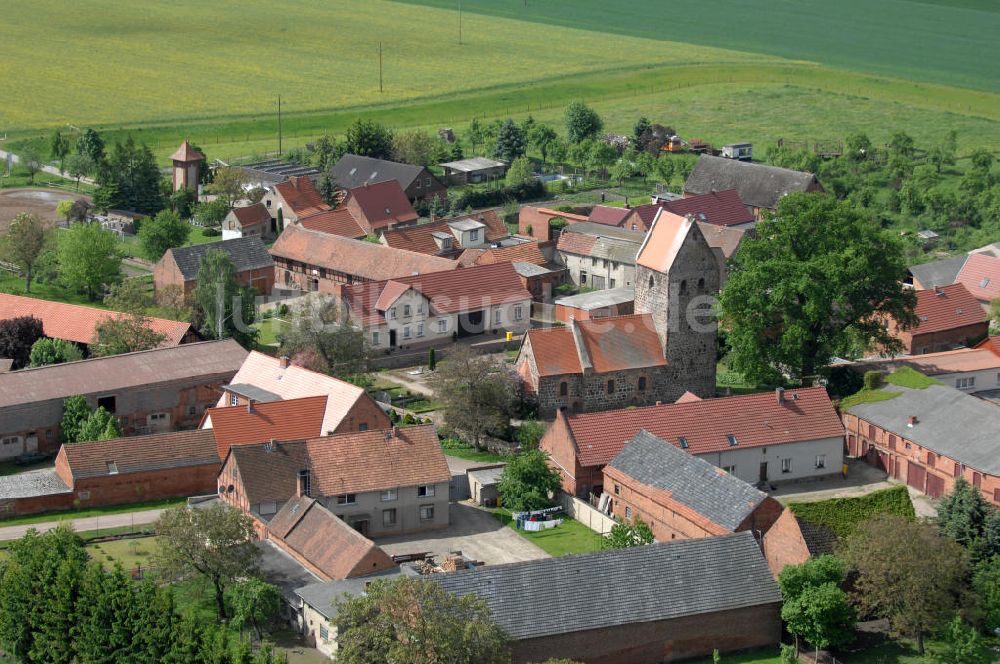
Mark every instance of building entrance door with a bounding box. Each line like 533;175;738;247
759;461;768;483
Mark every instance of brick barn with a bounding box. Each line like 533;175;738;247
887;282;988;354
154;236;275;296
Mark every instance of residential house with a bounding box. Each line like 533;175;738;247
587;205;632;228
909;252;1000;309
261;176;329;225
340;262;532;350
439;157;507;186
331;154;446;204
517;206;589;241
202;396;330;460
603;189;755;234
556;222;643;291
521;211;720;417
0;293;193;351
218;424;451;536
379;209;508;258
541;386;844;497
844;383;1000;505
0;340;247;459
154;236;275;295
845;347;1000;393
215;351;390;437
267;496;396;582
908;254;969;291
297;208;368;240
603;430;783;542
888;283;987;354
553;287;634;323
270;224;456;294
222;203;276;241
684;155;823;219
456;239;550;268
342;180;418;232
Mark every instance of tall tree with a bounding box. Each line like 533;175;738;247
229;578;281;641
60;395;92;443
496;449;563;512
505;156;532;187
317;172;338;207
193;249;258;347
937;478;990;548
28;338;83;367
278;296;370;379
720;194;917;384
527;123;558;164
0;316;44;369
839;514;969;654
602;518;655;549
95;136;164;214
392;130;437;166
431;346;515;449
64;153;95;191
1;212;51;292
91;279;166;356
74;406;122;443
138;209;191;261
778;556;856;651
207;166;250;210
59;222;123;301
344;118;394;160
19;145;43;185
335;576;510;664
75;128;105;164
564;101;603;144
50;130;70;173
491;119;526;163
632;116;652;149
155;504;260;620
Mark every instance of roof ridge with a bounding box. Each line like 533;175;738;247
569;320;592;372
6;339;237;374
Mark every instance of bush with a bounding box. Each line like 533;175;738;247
201;226;221;237
789;485;915;538
449;180;544;211
863;370;884;391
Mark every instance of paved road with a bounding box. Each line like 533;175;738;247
0;148;95;185
0;507;166;541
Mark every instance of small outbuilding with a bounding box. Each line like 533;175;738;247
467;464;506;506
439;157;508;186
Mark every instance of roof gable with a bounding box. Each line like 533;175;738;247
230;203;271;228
170;140;204;163
636;209;695;272
273;176;327;216
955;252;1000;302
345;180;418;230
660;189;755;227
298;208;367;239
164;236;274;280
204;395;328;459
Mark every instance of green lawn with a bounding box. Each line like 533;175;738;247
687;649;780;664
0;163;89;192
120;226;224;258
494;509;606;556
0;497;186;527
87;535;163;570
253;317;289;347
0;272;103;307
441;440;511;463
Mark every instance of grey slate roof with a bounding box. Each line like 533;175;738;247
684;155;820;210
607;430;768;531
555;287;634;311
562;222;646;243
295;569;403;620
796;517;838;556
0;468;71;499
168;236;274;281
512;261;554;278
847;384;1000;475
908;255;967;288
432;531;780;641
331;154;427;190
467;465;505;486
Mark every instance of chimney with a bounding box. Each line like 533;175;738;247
392;425;399;438
776;387;785;405
907;416;918;428
279;355;290;369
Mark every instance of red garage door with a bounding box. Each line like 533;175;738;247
925;473;946;499
907;461;926;492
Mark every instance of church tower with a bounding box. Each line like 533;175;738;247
170;140;205;193
633;210;719;397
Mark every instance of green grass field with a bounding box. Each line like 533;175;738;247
494;509;605;556
2;0;999;164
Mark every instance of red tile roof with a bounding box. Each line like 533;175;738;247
0;293;191;346
268;496;395;580
203;395;328;459
345;180;418;230
58;429;219;480
380;210;507;255
588;205;631;227
469;242;547;267
228;425;451;505
518;207;588;236
661;189;754;227
909;283;986;335
170;140;204;163
522;313;664;377
230;203;271;229
954;252;1000;302
559;387;843;467
636;210;693;272
270;225;457;282
344;262;531;325
524;327;583;376
555;231;597;256
298;208;367;239
975;335;1000;357
274;176;328;217
697;221;745;259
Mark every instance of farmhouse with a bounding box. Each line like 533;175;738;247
0;340;247;459
222;203;276;241
587;205;632;228
331;154;446;204
153;236;275;295
379;209;508;257
0;293;193;350
844;346;1000;393
202;396;329;460
340;262;532;350
603;430;783;542
439;156;507;186
218;424;451;536
216;351;390;436
556;222;644;291
297;207;368;239
684;155;823;219
270;224;456;294
888;282;987;354
844;383;1000;505
341;180;418;232
541;386;844;497
261;176;328;225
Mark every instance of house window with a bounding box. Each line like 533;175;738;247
437;320;447;333
679;280;688;296
609;278;616;288
815;455;826;469
381;489;397;502
956;377;975;389
637;376;647;392
591;257;597;267
0;436;19;446
727;434;738;446
299;470;311;497
559;382;568;397
722;465;736;474
388;307;396;320
781;458;792;473
229;393;238;406
470;229;479;242
607;379;615;394
417;485;435;497
648;275;654;289
973;472;982;488
382;509;397;526
425;178;431;187
614;484;620;496
494;310;502;324
416;322;424;337
927;452;936;468
417;302;425;314
404;305;411;316
359;423;368;432
625;506;633;519
107;462;119;475
336;494;356;505
319;624;329;642
415;179;422;189
77;490;90;501
697;277;705;291
419;505;434;520
403;326;411;339
580;271;588;284
513;305;523;321
995;488;1000;504
372;331;380;346
954;461;962;477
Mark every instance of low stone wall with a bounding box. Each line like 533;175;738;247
559;492;615;535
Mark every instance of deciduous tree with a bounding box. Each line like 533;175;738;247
1;212;51;292
74;406;122;442
50;130;70;173
496;449;562;512
229;578;281;641
505;156;532;187
720;194;917;384
278;296;370;379
0;315;44;369
564;101;603;144
393;130;437;166
64;153;95;191
193;249;258;347
527;123;558;164
778;556;856;650
491;119;526;163
28;338;83;367
58;221;123;300
75;128;105;164
155;504;260;620
91;279;166;356
138;209;191;261
207;166;250;210
19;145;44;185
432;346;515;449
602;517;654;550
344;118;394;160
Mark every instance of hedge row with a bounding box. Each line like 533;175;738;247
788;485;916;539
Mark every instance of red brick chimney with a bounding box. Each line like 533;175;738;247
776;387;785;405
907;416;918;427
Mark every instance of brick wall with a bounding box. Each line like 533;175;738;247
153;253;184;293
72;464;219;508
540;412;605;497
761;507;813;577
329;395;391;435
533;365;674;419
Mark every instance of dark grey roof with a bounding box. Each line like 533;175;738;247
908;255;967;288
258;540;321;603
168;236;274;281
295;569;403;620
0;468;71;499
562;222;646;243
608;430;767;531
224;383;282;403
331;154;428;190
433;532;780;641
684;155;820;209
236;160;320;186
847;384;1000;474
795;517;837;556
555;287;634;311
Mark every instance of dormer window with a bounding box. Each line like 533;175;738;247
727;434;738;447
678;436;689;449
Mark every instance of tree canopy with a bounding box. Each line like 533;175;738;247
91;279;167;357
778;555;856;650
1;212;51;293
58;222;123;301
564;101;603;144
344;118;394;160
138;209;191;261
28;338;83;367
496;449;562;512
602;517;654;550
719;193;917;383
93;136;164;214
206;167;250;210
0;316;44;369
193;249;258;347
431;346;515;449
491;119;526;163
277;296;370;380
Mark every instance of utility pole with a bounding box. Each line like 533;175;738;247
378;42;383;93
277;95;283;154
